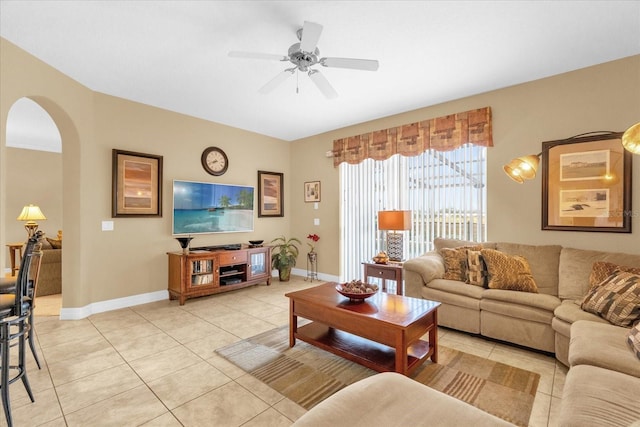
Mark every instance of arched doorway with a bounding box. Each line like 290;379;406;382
4;97;63;315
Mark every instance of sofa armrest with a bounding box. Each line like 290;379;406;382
403;251;445;285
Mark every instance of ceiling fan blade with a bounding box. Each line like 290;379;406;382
308;70;338;99
321;57;379;71
258;69;295;94
228;51;288;61
299;21;323;53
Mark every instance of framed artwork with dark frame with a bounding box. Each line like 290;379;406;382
304;181;321;203
112;149;163;217
541;132;632;233
257;170;284;217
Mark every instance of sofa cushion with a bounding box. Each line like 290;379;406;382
627;323;640;361
441;245;482;281
558;247;640;300
466;250;487;287
569;320;640;378
482;289;561;312
580;270;640;327
292;372;515;427
553;299;609;325
481;249;538;293
427;278;485;300
558;364;640;427
480;296;556;324
403;252;445;285
496;243;561;296
433;237;496;251
589;261;640;290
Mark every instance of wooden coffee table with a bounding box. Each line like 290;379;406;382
285;282;440;376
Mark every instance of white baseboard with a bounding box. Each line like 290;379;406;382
59;270;339;320
59;290;169;320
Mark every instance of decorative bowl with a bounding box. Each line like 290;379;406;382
336;282;379;301
372;251;389;264
249;240;264;245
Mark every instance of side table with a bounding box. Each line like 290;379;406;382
362;261;403;295
6;242;24;276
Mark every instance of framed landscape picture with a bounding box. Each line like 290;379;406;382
258;170;284;217
541;132;631;233
112;149;163;217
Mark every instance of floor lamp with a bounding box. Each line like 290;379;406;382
378;210;411;262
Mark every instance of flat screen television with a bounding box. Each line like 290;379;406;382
172;180;254;235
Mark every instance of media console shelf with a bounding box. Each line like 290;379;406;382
167;245;272;305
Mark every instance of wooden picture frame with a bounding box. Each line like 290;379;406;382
542;132;632;233
304;181;321;203
112;149;163;217
257;170;284;217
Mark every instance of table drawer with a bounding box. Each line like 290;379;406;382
218;251;247;266
367;267;398;281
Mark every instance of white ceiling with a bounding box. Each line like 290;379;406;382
1;1;639;142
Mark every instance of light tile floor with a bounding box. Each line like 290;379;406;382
6;277;565;426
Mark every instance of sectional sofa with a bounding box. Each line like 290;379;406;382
401;238;640;426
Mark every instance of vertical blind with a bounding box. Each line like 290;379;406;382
339;144;487;282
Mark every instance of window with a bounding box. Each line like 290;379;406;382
339;144;486;281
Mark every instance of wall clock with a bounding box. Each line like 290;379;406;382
201;146;228;176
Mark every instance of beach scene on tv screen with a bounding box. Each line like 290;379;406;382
173;180;254;234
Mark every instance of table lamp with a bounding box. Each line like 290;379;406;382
378;210;411;262
17;204;46;238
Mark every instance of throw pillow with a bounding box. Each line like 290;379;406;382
589;261;640;290
466;250;487;287
628;323;640;361
581;270;640;327
440;245;482;281
480;248;538;293
46;237;62;249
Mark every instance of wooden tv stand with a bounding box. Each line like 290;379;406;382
167;245;272;305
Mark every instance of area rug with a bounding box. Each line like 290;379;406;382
216;326;540;426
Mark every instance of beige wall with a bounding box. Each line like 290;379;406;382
2;35;639;311
1;37;290;310
290;55;640;277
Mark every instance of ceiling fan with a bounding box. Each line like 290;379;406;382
228;21;379;99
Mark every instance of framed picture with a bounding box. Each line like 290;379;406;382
304;181;321;203
542;132;632;232
257;170;284;217
112;149;163;217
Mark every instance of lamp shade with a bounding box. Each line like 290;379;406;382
378;210;411;231
17;204;46;222
503;153;540;183
622;122;640;154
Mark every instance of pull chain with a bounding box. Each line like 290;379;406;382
296;70;299;94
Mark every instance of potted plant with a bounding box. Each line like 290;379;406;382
271;235;302;281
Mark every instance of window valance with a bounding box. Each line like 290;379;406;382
332;107;493;166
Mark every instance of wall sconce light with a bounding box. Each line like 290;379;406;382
622;122;640;154
17;204;47;238
378;210;411;262
503;153;541;183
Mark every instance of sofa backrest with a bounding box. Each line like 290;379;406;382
559;247;640;300
496;243;562;296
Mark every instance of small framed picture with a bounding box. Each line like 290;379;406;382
304;181;321;203
112;149;163;217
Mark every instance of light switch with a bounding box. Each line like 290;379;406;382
314;202;319;210
102;221;114;231
314;218;320;226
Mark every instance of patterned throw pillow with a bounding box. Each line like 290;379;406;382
440;245;482;281
466;250;487;287
480;248;538;293
581;270;640;327
589;261;640;290
628;323;640;361
46;237;62;249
